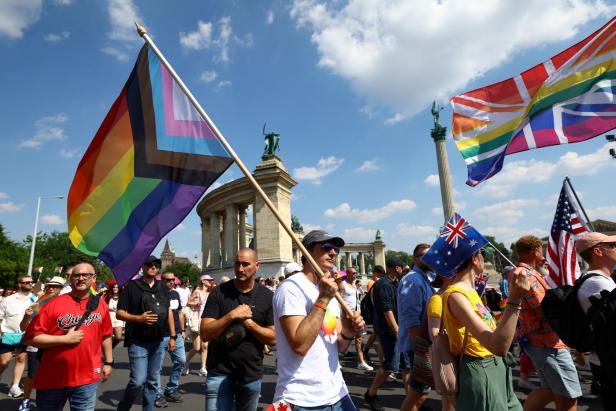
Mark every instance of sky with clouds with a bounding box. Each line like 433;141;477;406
1;0;616;265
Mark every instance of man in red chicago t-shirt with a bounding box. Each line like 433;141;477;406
23;262;113;411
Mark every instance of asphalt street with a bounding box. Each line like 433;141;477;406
0;337;602;410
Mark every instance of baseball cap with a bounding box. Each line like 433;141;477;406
45;276;65;287
386;256;405;268
284;262;303;276
302;230;345;249
144;255;162;266
575;232;616;253
200;274;214;281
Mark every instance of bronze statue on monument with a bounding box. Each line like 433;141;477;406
262;123;280;159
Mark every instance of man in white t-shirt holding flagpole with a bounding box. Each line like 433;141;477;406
271;230;365;411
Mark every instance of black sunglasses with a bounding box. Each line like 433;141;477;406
321;242;340;253
19;281;33;284
163;278;175;282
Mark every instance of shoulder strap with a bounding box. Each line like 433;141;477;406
73;295;101;331
574;273;602;290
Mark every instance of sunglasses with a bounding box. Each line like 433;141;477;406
147;263;161;269
72;273;94;279
19;281;33;285
599;242;616;249
321;242;340;254
163;278;175;282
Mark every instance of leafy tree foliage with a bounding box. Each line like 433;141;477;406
0;225;29;287
484;235;511;274
162;261;202;284
385;250;413;267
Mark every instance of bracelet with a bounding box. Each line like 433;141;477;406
341;333;354;341
313;301;328;311
506;302;522;312
103;360;114;366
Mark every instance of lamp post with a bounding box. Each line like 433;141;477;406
27;195;64;277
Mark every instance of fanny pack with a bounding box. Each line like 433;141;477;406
1;331;24;346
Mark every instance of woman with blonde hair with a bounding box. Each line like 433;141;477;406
185;274;214;376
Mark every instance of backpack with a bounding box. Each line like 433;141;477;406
588;288;616;380
360;288;374;325
541;273;600;351
133;280;169;341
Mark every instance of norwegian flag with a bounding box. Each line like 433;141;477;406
546;181;591;287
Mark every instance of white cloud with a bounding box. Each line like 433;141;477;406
0;193;8;200
355;158;379;172
41;214;63;225
180;20;213;50
302;223;335;233
44;31;70;42
107;0;143;43
558;142;616;176
205;181;223;194
180;17;253;63
101;46;129;61
217;80;232;89
476;158;557;198
324;199;416;223
0;0;42;39
266;10;275;25
54;0;74;5
343;227;377;242
394;223;437;238
290;0;612;122
424;174;440;187
18;113;69;149
474;199;539;225
0;202;24;213
587;206;616;220
431;201;466;216
175;223;187;231
292;156;344;184
59;148;78;158
199;70;218;83
482;226;548;246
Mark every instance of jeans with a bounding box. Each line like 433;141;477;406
205;374;261;411
156;335;186;395
292;395;357;411
117;340;166;411
37;382;98;411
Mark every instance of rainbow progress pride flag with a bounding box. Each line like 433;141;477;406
451;16;616;186
68;45;233;285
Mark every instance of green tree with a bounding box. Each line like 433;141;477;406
163;261;201;284
484;236;511;273
385;250;412;267
0;224;29;287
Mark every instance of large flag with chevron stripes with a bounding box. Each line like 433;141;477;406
68;45;233;285
451;16;616;186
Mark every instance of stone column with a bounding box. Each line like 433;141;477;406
336;254;341;268
345;252;352;269
238;206;247;249
373;241;386;269
224;204;239;265
431;113;455;222
359;252;366;276
209;213;221;268
202;218;210;268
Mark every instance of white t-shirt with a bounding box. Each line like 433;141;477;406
273;273;348;407
577;271;616;365
340;281;358;312
176;286;191;307
0;293;34;334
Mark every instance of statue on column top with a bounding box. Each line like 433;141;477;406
430;101;447;142
262;123;280;159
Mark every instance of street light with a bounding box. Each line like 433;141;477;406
27;195;64;277
607;135;616;159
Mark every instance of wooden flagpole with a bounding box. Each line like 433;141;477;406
135;23;354;317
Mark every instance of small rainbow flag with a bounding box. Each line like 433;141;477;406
67;45;233;285
31;293;54;316
451;16;616;186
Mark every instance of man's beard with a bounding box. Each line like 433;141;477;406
537;266;548;277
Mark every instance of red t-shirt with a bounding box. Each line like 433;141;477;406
24;293;112;389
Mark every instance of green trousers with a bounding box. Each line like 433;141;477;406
456;355;522;411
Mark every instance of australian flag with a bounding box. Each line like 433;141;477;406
422;213;488;278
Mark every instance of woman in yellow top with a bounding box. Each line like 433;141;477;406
443;249;530;411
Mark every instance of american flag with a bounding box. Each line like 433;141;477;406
546;181;590;287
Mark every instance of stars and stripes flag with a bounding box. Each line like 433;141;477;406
546;180;591;287
451;16;616;186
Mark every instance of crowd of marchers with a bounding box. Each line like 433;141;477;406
0;229;615;411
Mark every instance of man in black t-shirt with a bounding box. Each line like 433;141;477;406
117;256;177;411
201;248;275;411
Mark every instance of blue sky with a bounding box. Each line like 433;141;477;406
1;0;616;265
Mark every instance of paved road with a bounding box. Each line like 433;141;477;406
0;339;602;410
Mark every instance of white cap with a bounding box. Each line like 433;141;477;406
284;262;303;276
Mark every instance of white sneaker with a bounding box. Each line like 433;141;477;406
518;379;537;390
8;385;23;398
182;365;190;375
386;372;396;382
198;367;208;377
358;362;374;371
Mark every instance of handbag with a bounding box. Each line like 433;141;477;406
1;331;24;346
431;308;469;395
411;315;434;388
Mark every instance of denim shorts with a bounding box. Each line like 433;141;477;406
403;351;431;394
524;345;582;398
376;333;399;372
0;342;23;354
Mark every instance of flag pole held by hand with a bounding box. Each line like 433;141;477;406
134;23;354;318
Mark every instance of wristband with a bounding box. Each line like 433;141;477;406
170;335;177;340
341;333;354;341
506;302;522;312
103;360;114;366
313;301;327;311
